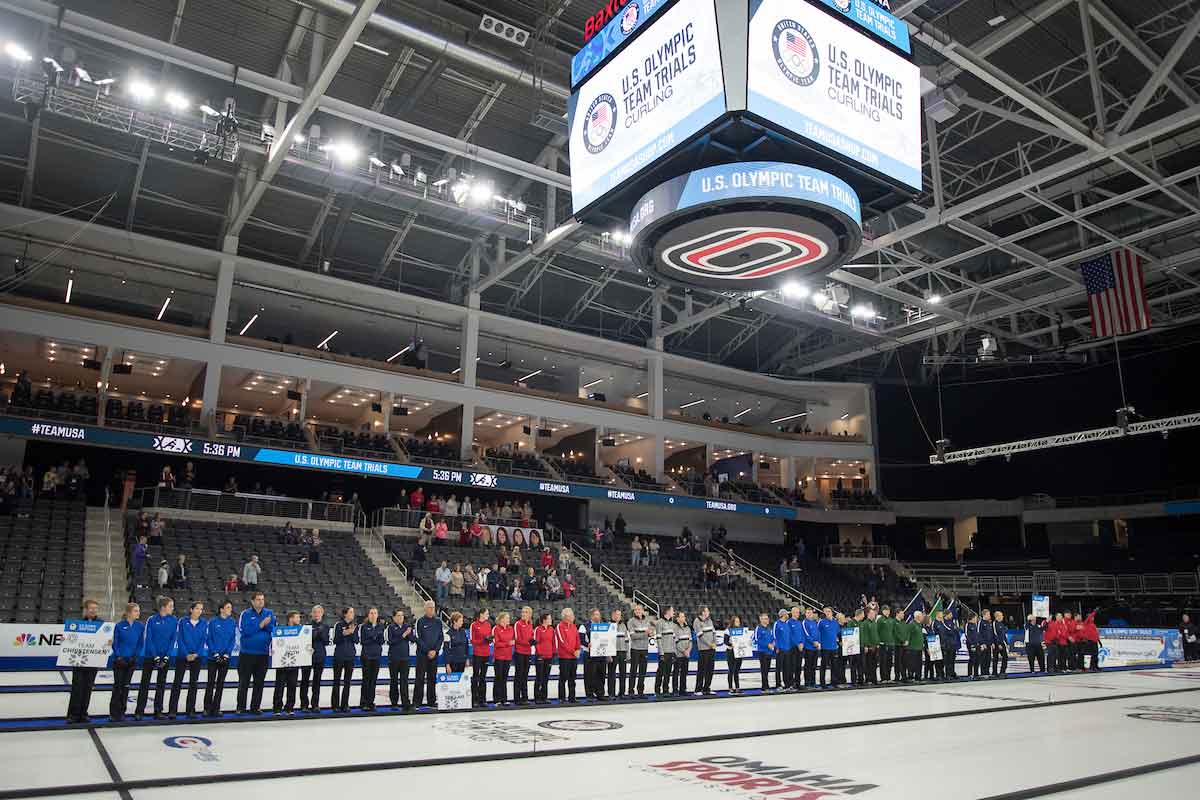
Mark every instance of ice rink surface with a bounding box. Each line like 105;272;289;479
0;666;1197;799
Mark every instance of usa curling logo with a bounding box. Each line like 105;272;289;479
619;3;640;34
582;93;618;154
773;20;820;87
164;735;221;763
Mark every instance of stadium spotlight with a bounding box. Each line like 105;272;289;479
782;281;810;300
470;182;493;205
368;154;386;168
127;77;155;102
927;293;942;304
851;304;876;320
322;141;358;163
164;90;190;111
73;65;92;83
5;42;32;62
93;77;116;86
199;103;219;116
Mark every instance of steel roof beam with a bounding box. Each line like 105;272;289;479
1087;0;1200;108
226;0;382;239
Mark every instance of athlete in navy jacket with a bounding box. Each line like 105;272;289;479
991;611;1010;676
204;600;236;717
169;601;208;717
386;610;415;710
331;607;358;712
358;608;385;711
109;602;144;722
977;610;995;677
236;592;275;713
413;601;444;708
135;596;178;719
934;612;960;679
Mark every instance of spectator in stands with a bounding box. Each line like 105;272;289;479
427;495;441;514
460;496;473;519
41;466;56;497
131;535;148;580
170;554;189;589
450;563;465;600
787;556;802;589
469;516;483;546
223;574;238;593
1182;614;1199;661
149;513;165;546
180;461;194;489
561;574;576;600
434;560;451;601
281;522;298;545
474;563;489;600
498;546;510;570
511;546;523;570
648;538;660;565
560;547;572;573
420;512;435;540
546;569;563;600
411;537;428;566
242;554;262;589
223;476;238;494
630;535;643;566
444;494;459;519
615;513;627;537
487;564;503;599
457;520;470;547
540;547;554;570
302;531;321;564
409;485;424;510
159;465;176;490
156;559;170;589
434;515;449;544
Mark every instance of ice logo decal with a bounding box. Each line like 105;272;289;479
153;436;193;454
537;719;624;731
661;227;829;282
163;735;221;762
773;20;820;87
582;93;618;154
619;2;640;34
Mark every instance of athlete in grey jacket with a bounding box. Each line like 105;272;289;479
693;607;717;695
627;605;652;697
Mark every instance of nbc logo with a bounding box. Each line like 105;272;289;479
13;634;36;647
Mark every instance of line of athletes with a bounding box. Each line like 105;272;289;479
62;594;1104;724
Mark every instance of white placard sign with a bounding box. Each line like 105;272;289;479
926;635;942;661
589;622;617;657
57;620;114;668
747;0;922;191
270;625;312;669
1032;595;1050;619
568;0;727;212
437;671;471;710
841;627;860;656
728;627;754;659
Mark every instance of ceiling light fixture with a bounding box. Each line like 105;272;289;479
164;90;189;111
127;77;155;102
238;313;258;336
582;378;604;389
517;369;542;382
156;295;171;320
679;399;705;409
64;277;73;304
635;391;649;399
733;407;753;419
386;344;412;363
840;412;850;420
770;412;808;424
317;330;338;350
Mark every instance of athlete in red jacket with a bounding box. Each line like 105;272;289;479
1044;616;1061;672
1081;611;1102;672
533;612;556;703
469;610;492;707
556;609;581;703
492;612;516;705
514;607;535;705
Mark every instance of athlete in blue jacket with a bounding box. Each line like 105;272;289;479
772;609;792;691
934;611;960;680
109;602;144;722
386;609;415;710
236;591;275;713
817;607;841;687
169;601;208;717
357;608;385;711
204;600;236;717
754;613;776;692
977;610;995;677
331;606;359;712
413;600;444;708
964;612;982;678
135;596;177;719
801;609;821;688
787;607;805;690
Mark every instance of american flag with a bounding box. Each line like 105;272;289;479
784;30;808;58
1080;249;1152;338
589;104;609;135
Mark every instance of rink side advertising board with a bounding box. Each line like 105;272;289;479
746;0;922;191
0;416;796;519
568;0;727;213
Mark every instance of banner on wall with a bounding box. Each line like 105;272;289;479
56;620;114;668
1098;628;1183;667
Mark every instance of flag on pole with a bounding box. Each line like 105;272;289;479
1079;249;1152;338
928;596;944;620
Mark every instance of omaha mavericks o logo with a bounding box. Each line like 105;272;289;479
773;20;820;87
582;94;618;154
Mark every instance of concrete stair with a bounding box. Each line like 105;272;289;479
83;505;125;619
355;527;428;614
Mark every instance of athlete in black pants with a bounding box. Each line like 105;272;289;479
386;609;414;710
413;601;442;708
300;605;329;712
330;607;358;712
65;600;102;724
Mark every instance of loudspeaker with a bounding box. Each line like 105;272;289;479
601;437;615;447
111;363;133;375
759;460;771;470
286;390;302;401
393;406;409;416
371;402;382;413
537;428;552;438
588;392;607;402
81;359;101;371
522;425;531;435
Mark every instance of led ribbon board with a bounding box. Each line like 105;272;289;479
572;0;674;89
629;162;862;289
747;0;922;191
815;0;911;54
568;0;727;214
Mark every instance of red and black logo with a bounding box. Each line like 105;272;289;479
650;211;838;289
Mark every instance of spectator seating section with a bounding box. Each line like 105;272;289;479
126;516;409;622
5;385;101;422
0;497;85;623
486;449;552;478
585;534;786;623
387;536;620;620
238;415;308;446
726;541;868;611
405;437;465;466
547;456;609;484
608;463;666;490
